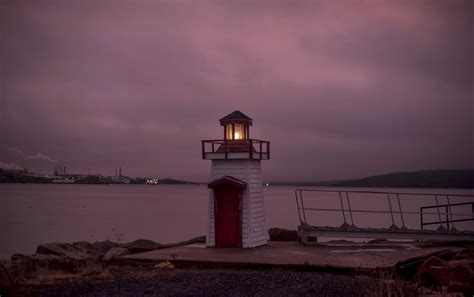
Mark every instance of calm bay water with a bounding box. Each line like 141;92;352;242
1;184;473;259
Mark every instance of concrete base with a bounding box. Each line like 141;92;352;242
123;241;462;270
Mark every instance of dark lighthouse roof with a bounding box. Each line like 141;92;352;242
219;110;253;125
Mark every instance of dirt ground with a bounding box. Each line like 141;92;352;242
6;265;420;297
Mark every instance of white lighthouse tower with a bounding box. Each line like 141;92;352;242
202;111;270;248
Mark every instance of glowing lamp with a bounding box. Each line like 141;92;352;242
220;111;252;141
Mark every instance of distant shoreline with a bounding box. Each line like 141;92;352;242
1;169;473;188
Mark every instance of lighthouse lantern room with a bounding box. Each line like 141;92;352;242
202;111;270;248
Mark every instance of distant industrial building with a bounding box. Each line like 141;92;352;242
54;165;66;176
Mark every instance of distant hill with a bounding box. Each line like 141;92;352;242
269;169;474;189
333;169;474;189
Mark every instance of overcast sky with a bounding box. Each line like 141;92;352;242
0;0;472;181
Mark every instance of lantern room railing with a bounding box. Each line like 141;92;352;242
201;139;270;160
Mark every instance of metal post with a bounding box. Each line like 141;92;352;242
259;141;262;160
445;205;450;231
249;140;253;159
295;190;302;223
345;192;354;226
396;194;405;228
267;142;270;159
201;141;205;159
339;192;347;224
447;195;454;230
387;193;395;226
420;207;424;230
300;190;307;224
434;195;442;228
224;140;228;159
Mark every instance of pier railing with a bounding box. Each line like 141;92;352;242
295;189;474;231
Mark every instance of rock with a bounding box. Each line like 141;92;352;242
453;248;474;260
414;256;447;282
90;240;119;255
7;253;68;275
126;239;161;254
103;247;129;261
415;256;474;295
268;228;298;241
395;249;453;280
73;241;92;253
36;242;71;255
155;260;174;269
10;254;28;261
36;242;92;260
64;250;92;260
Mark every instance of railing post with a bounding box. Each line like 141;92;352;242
295;189;302;224
249;140;253;159
224;140;228;159
420;207;424;230
338;192;347;225
445;205;450;231
267;142;270;159
434;195;442;229
396;193;406;228
345;192;354;226
300;190;307;224
201;141;205;159
259;141;262;159
387;193;395;226
447;195;454;230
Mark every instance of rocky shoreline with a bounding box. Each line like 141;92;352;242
1;229;473;296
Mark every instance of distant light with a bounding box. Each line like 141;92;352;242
265;182;269;186
146;178;159;185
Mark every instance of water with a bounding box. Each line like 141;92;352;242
1;184;473;259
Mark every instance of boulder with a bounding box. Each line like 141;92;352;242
103;247;129;261
268;228;298;241
36;242;72;255
90;240;119;255
73;241;92;253
453;248;474;260
415;256;474;295
395;249;453;280
126;239;161;254
36;242;92;260
414;256;447;282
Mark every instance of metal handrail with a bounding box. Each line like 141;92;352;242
295;188;474;231
421;202;474;230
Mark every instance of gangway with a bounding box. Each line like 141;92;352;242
295;189;474;244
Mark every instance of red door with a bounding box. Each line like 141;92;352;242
214;185;241;248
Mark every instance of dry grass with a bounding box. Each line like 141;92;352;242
354;270;464;297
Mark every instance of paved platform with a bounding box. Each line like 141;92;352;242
123;241;462;270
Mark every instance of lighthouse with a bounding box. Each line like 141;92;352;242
202;111;270;248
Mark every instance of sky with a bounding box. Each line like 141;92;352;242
0;0;472;182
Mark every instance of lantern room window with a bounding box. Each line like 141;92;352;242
225;124;246;140
234;124;244;140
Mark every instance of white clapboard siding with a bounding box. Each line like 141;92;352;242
206;159;268;248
